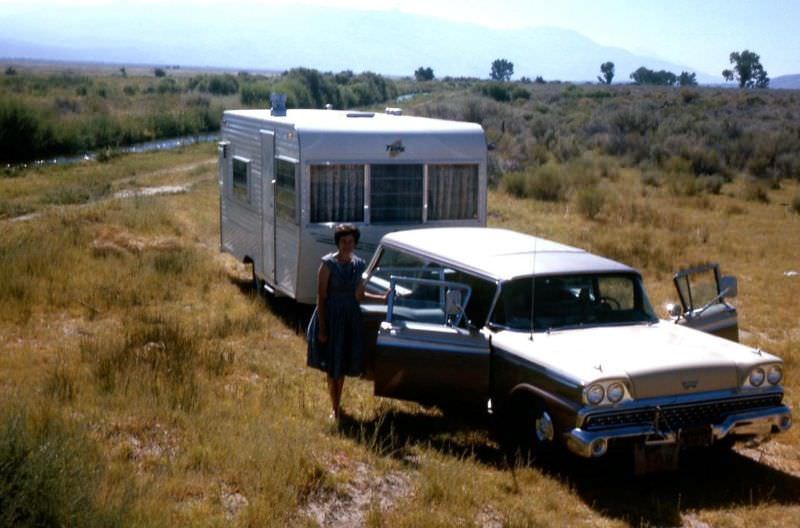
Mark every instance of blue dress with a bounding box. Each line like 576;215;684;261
306;253;367;379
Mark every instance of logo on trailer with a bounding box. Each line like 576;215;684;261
386;140;405;157
682;379;698;390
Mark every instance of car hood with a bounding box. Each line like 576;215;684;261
491;322;780;399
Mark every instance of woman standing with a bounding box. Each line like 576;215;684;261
307;224;386;421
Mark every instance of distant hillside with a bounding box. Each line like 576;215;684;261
0;4;715;83
771;74;800;89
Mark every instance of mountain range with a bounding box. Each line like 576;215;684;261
1;5;722;82
771;74;800;90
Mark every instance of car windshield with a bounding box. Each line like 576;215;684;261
492;273;658;331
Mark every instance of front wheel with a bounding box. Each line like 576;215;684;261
498;398;557;464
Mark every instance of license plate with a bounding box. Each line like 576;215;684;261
679;426;712;447
634;443;680;475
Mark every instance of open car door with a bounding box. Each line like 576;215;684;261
373;276;490;407
671;263;739;341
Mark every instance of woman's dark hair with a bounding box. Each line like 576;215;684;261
334;223;360;246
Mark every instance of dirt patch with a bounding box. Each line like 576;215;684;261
113;184;190;200
104;420;181;474
681;512;712;528
91;225;182;256
736;440;800;478
301;453;413;527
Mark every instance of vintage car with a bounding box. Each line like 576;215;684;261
360;227;792;461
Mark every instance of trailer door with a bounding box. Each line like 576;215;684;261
274;157;300;295
260;130;275;281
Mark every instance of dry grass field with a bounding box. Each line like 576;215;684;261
1;138;799;527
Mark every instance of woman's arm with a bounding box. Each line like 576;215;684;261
316;263;331;343
356;279;389;303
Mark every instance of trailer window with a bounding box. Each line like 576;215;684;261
428;164;479;220
370;164;423;223
310;164;365;223
232;157;250;202
276;159;297;223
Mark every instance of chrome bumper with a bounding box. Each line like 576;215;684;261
565;405;792;458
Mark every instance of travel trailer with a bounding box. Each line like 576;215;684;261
218;104;488;304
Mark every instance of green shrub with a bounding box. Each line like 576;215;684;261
0;406;124;527
502;171;527;198
511;86;530;101
0;98;54;163
739;178;769;203
527;163;566;201
575;186;606;219
640;169;661;187
698;174;725;195
666;173;700;197
479;82;511;102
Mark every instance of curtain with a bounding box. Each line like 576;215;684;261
310;164;364;223
428;164;478;220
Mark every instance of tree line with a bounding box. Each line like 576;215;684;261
412;48;770;88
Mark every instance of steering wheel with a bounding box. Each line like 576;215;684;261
599;296;621;310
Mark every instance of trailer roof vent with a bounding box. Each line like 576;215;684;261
346;111;375;118
385;107;403;116
270;93;287;116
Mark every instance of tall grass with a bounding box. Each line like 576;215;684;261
0;404;128;527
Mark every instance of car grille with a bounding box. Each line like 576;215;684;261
582;393;784;432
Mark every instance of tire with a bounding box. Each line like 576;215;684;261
498;397;556;464
251;263;264;297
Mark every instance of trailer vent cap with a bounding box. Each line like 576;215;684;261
385;107;403;116
346;112;375;118
270;93;287;116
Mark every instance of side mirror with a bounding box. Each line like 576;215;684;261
665;303;683;319
445;289;463;316
720;276;737;299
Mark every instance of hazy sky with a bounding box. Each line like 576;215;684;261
2;0;799;76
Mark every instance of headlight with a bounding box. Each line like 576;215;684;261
749;367;765;387
607;382;625;403
767;365;783;385
586;384;605;405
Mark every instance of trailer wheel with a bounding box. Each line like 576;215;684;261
251;262;264;297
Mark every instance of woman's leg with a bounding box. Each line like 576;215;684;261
335;377;345;417
326;376;338;417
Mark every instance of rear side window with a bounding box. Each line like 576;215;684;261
232;157;250;202
310;164;365;223
428;164;479;220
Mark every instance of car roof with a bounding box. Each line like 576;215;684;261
379;227;637;281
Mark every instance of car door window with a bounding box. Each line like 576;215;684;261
367;247;443;296
673;264;720;312
448;270;497;327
